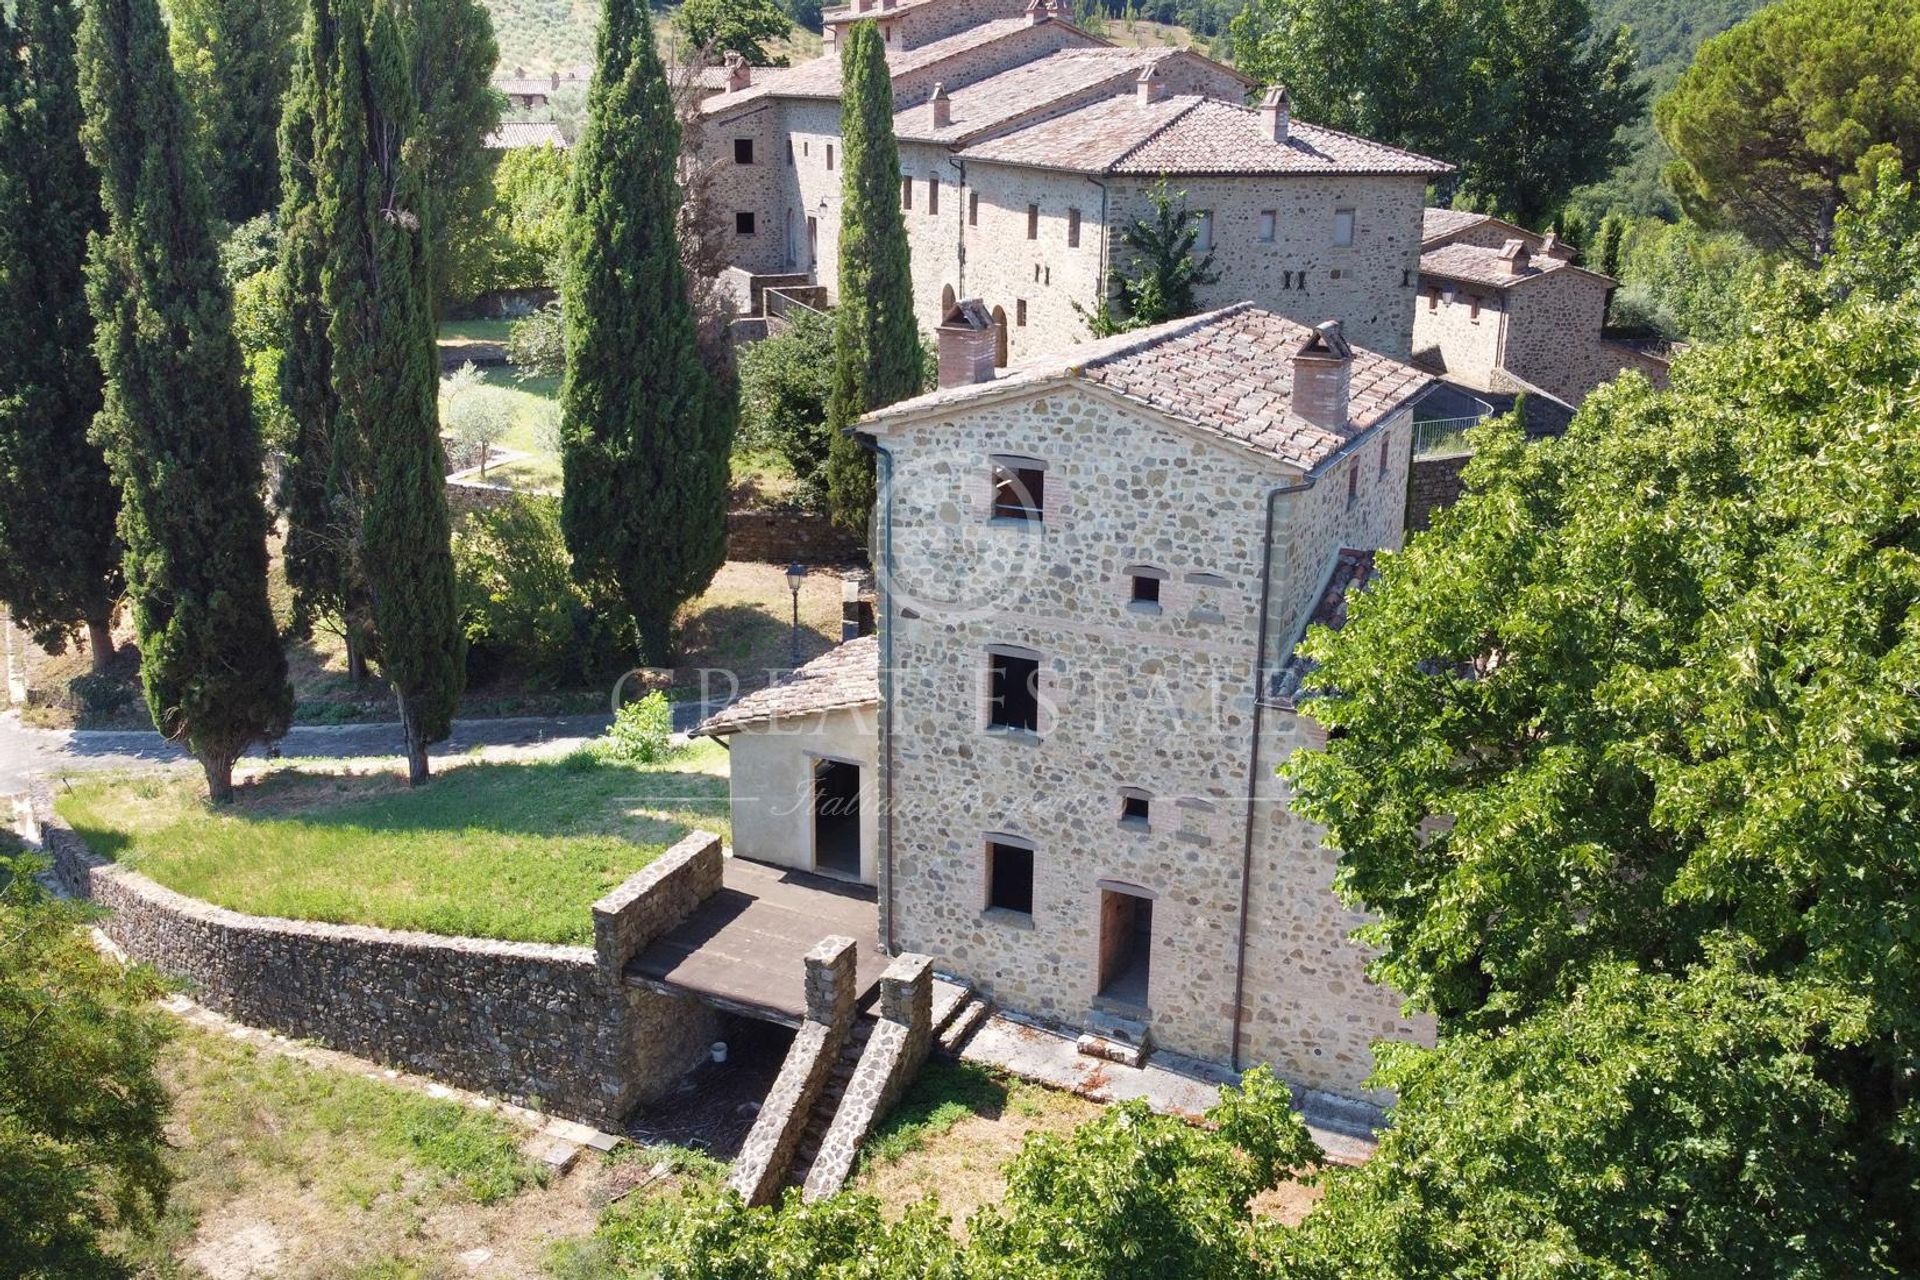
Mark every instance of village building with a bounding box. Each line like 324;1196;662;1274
1412;208;1670;406
483;119;570;150
699;302;1439;1102
696;0;1451;361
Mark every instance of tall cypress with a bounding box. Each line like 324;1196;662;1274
317;0;463;785
560;0;729;666
168;0;300;224
77;0;291;802
0;0;123;671
823;19;922;533
401;0;498;311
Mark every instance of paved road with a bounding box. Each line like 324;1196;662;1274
0;700;723;796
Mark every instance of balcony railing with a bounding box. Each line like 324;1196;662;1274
1411;415;1485;459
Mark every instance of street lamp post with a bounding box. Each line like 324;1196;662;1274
786;562;807;669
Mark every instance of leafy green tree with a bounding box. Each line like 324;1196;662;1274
453;494;623;688
561;0;729;665
1231;0;1642;226
1656;0;1920;263
0;847;173;1280
822;20;921;533
318;0;465;785
737;304;836;510
480;142;572;292
79;0;292;803
1608;214;1762;340
440;362;511;478
168;0;301;224
0;0;124;672
1081;179;1219;334
1281;224;1920;1268
402;0;501;309
1825;159;1920;303
675;0;794;66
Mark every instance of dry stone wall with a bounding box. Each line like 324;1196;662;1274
39;797;722;1129
801;952;934;1200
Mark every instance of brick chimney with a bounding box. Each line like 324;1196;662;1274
1260;84;1289;144
1025;0;1049;24
724;51;751;92
937;298;998;388
1291;320;1353;432
930;82;951;128
1539;231;1573;262
1136;65;1164;107
1498;238;1531;276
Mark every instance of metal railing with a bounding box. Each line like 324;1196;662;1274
1411;414;1485;459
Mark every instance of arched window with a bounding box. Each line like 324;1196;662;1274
990;305;1009;367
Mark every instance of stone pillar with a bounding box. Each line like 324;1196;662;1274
806;935;859;1027
878;952;933;1066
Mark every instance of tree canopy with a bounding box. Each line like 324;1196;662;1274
1231;0;1644;226
1656;0;1920;262
167;0;301;224
674;0;794;66
400;0;500;307
1083;180;1218;334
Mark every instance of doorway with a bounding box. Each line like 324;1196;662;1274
806;216;819;272
1097;888;1152;1008
812;758;861;879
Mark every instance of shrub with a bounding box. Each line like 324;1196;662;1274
736;305;834;508
452;495;622;686
598;691;676;765
440;362;513;478
507;300;565;375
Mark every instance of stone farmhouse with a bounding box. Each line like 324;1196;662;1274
697;0;1452;361
1412;208;1670;407
700;304;1438;1102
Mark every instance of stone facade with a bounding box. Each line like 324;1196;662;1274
1405;453;1472;533
726;704;883;882
41;795;722;1129
869;374;1429;1100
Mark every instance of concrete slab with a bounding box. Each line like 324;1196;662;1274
960;1011;1380;1165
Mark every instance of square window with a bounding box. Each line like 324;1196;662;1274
1120;792;1150;826
733;137;754;164
1026;203;1039;239
987;840;1034;914
1067;206;1081;248
1258;209;1276;242
1194;210;1213;253
969;191;979;226
735;211;756;235
1016;299;1027;326
1131;573;1160;605
1333;207;1355;246
987;649;1041;732
991;457;1044;522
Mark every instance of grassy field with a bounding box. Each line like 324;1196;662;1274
55;744;729;945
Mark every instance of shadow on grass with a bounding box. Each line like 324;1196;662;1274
863;1059;1012;1166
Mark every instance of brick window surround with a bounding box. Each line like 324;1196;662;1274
985;647;1042;734
990;456;1045;522
984;835;1035;916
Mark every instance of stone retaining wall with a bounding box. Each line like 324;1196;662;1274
1406;453;1472;533
727;935;859;1206
802;953;934;1201
38;793;720;1130
446;477;539;518
727;506;866;566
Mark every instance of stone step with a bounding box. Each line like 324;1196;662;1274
937;997;991;1054
1085;1008;1152;1050
1075;1032;1146;1068
928;976;972;1037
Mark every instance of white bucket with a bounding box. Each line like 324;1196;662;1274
710;1041;728;1064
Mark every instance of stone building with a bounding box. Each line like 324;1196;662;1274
1412;208;1670;406
695;0;1450;360
700;303;1439;1102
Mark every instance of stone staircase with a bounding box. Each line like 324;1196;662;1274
785;1009;877;1188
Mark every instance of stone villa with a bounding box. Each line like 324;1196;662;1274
698;0;1452;361
701;304;1437;1100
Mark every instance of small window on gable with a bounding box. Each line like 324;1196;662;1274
826;141;836;169
1120;789;1151;828
991;456;1044;522
1379;435;1390;476
969;190;979;226
986;647;1041;733
986;837;1034;915
1026;203;1039;239
1470;296;1482;320
1258;209;1276;242
1126;564;1165;610
928;174;939;214
734;137;754;164
902;176;913;209
735;211;756;236
786;138;794;165
1346;463;1358;509
1067;206;1081;248
1194;210;1214;252
1333;207;1355;246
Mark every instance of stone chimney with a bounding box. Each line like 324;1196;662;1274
937;298;998;388
1291;320;1354;433
930;82;951;128
1498;238;1532;276
1136;65;1164;108
1260;84;1289;144
1025;0;1049;23
724;51;751;92
1539;231;1573;262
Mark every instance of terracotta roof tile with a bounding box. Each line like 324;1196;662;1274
864;303;1436;472
893;47;1166;142
694;636;880;735
1270;547;1375;708
702;18;1039;114
484;121;569;149
1419;241;1591;291
1420;206;1490;243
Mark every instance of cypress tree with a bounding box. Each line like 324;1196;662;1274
400;0;499;311
0;0;124;673
317;0;463;785
823;19;922;533
168;0;300;224
560;0;729;666
77;0;291;802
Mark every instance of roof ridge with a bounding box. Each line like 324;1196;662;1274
1068;301;1255;376
1101;93;1207;172
1284;115;1455;171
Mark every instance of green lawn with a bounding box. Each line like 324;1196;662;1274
437;317;516;345
56;743;730;945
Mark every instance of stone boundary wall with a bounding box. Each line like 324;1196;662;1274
1406;453;1472;533
727;935;859;1206
727;506;866;566
446;477;544;518
38;791;720;1130
802;952;934;1201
